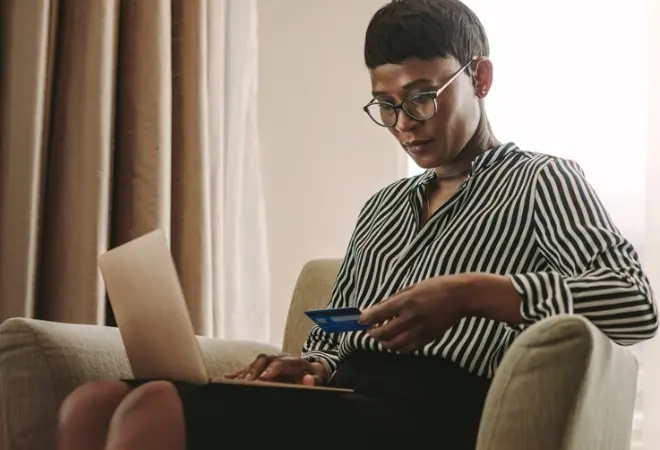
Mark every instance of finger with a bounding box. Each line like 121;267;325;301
367;314;414;342
259;359;315;384
224;366;251;378
397;339;427;355
301;374;316;386
231;368;251;380
244;354;272;380
259;358;305;381
257;359;283;380
360;294;408;326
380;326;424;353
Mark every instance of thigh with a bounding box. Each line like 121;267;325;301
124;380;480;450
173;382;426;449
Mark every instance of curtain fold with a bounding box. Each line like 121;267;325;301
0;0;55;320
39;0;118;324
0;0;270;340
170;0;213;335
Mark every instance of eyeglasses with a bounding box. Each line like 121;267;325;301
363;57;477;128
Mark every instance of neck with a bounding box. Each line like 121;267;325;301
434;114;500;180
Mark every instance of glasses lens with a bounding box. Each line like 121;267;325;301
402;95;436;120
366;103;396;127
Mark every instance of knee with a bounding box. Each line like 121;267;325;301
107;381;185;449
110;381;182;429
59;380;130;428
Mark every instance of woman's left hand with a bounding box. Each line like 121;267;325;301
359;275;471;354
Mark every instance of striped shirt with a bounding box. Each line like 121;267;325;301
301;142;658;379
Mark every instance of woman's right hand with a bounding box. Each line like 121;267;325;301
222;354;329;386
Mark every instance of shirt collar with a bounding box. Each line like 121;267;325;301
411;141;519;189
469;141;519;174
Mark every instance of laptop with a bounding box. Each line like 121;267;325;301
98;229;351;392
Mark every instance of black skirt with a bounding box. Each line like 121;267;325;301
125;352;491;449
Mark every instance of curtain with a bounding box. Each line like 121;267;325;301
408;1;657;447
208;0;270;341
0;0;269;341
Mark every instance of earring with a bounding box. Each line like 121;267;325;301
477;88;487;98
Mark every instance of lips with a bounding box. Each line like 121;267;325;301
404;139;435;154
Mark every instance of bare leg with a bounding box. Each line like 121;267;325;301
57;381;131;450
106;381;186;450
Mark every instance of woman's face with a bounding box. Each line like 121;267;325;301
368;57;490;170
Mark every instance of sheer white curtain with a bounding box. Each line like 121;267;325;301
208;0;270;341
408;1;657;447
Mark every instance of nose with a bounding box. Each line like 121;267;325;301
395;111;421;133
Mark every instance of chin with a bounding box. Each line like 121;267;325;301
408;153;445;170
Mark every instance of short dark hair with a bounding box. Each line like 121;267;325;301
364;0;490;69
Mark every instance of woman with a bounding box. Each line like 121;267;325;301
58;1;658;449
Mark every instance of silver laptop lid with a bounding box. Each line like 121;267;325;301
98;229;208;384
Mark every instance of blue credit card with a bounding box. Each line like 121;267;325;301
305;307;369;333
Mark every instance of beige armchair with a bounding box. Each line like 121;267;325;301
0;259;638;450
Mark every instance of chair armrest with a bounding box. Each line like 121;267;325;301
477;315;638;450
281;259;342;354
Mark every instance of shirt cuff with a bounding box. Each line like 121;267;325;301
508;272;574;325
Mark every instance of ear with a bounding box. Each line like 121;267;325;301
472;57;493;99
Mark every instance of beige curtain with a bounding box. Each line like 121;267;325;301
0;0;228;335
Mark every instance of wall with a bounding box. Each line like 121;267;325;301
642;0;660;444
257;0;406;345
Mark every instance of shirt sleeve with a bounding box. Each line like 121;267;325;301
300;199;373;376
509;158;658;345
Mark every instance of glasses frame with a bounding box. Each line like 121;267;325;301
363;57;478;128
